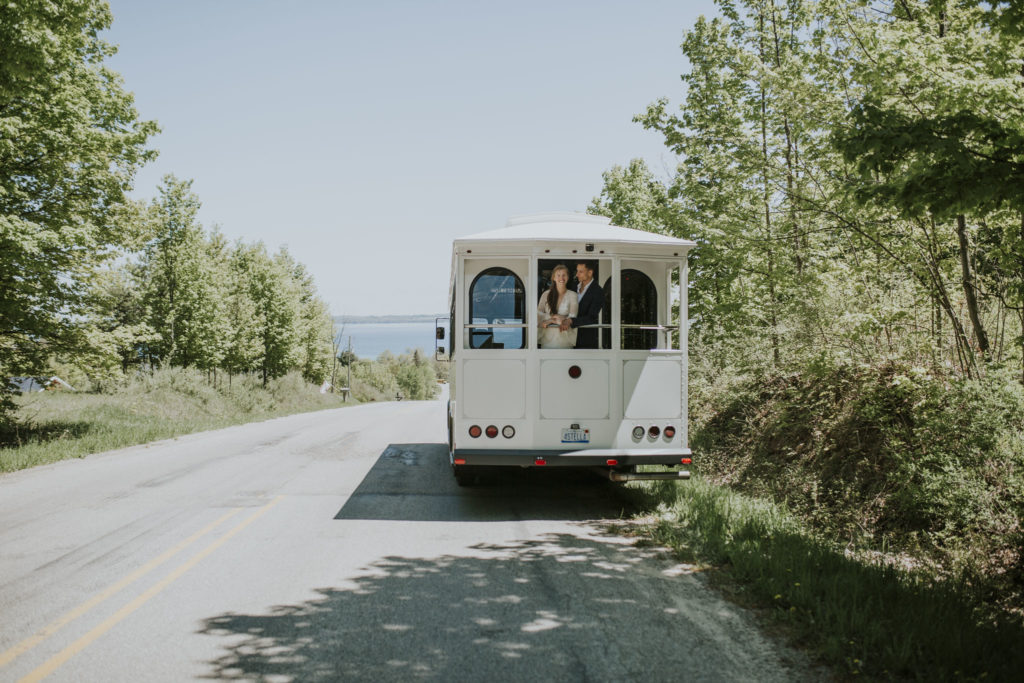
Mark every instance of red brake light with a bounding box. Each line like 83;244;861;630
568;365;582;379
469;425;482;438
648;426;660;438
485;425;498;438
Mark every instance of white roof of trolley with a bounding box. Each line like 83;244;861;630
454;212;695;256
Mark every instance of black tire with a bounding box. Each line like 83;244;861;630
453;465;480;487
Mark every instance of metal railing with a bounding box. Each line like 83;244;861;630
463;322;679;350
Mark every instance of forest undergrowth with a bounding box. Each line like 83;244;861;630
628;359;1024;678
692;360;1024;614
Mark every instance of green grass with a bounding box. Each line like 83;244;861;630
0;368;354;472
625;477;1024;680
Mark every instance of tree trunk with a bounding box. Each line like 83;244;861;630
956;214;990;358
920;218;976;376
760;10;781;367
1019;310;1024;386
768;0;802;276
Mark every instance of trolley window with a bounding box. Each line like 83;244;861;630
621;269;658;350
467;267;525;349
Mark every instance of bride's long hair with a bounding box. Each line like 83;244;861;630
545;264;569;314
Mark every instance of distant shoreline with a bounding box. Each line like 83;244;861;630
333;314;445;325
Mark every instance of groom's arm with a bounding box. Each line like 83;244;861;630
570;287;605;329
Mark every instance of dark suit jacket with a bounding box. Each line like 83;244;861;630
571;281;605;348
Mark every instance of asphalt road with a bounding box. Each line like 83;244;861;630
0;392;814;682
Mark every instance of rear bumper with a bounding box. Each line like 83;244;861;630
452;447;692;468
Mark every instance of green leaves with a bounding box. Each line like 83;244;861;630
833;1;1024;219
598;0;1024;379
0;2;336;428
1;0;157;423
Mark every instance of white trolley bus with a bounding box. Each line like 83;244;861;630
437;212;696;486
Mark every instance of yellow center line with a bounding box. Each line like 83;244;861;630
20;495;285;683
0;507;243;670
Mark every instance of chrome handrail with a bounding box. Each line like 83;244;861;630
464;322;673;330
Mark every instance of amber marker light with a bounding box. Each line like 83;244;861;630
469;425;482;438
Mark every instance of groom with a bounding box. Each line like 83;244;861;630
560;261;604;349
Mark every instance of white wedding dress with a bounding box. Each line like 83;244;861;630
537;290;579;348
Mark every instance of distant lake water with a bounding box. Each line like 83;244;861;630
340;321;441;360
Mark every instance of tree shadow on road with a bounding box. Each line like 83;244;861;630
198;533;799;682
334;443;647;523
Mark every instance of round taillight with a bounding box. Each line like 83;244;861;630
664;426;676;439
632;426;645;440
485;425;499;438
648;425;661;439
469;425;482;438
502;425;515;438
568;365;582;379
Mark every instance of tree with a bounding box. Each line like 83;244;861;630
139;175;227;370
596;0;1023;380
628;1;831;369
0;0;157;419
238;244;300;386
394;359;436;400
277;249;333;385
831;0;1024;375
85;265;158;375
221;238;263;379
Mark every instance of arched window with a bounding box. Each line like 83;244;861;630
468;267;525;349
621;269;657;350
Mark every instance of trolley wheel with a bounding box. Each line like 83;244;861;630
453;465;482;487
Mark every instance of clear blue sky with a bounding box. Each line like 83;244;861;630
105;1;716;317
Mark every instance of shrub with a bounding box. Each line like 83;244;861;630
692;360;1024;614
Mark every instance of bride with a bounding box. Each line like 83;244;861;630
537;264;578;349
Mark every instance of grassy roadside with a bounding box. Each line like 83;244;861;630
0;368;355;473
623;476;1024;680
618;360;1024;679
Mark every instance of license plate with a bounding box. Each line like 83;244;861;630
561;428;589;443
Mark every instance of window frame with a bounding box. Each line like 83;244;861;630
619;268;660;350
465;266;527;350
